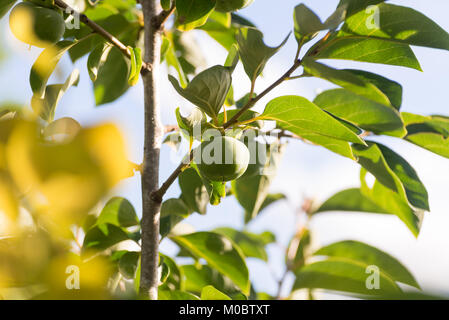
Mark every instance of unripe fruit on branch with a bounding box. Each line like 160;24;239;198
195;136;250;182
9;2;65;48
215;0;254;13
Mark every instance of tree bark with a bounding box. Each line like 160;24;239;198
140;0;163;300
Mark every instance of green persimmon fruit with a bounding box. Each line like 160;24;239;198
239;140;268;179
195;136;250;182
215;0;254;12
9;2;65;48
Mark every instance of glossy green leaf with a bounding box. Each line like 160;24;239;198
160;198;191;238
181;264;240;296
165;37;188;88
161;0;172;11
313;34;421;71
199;11;236;50
97;197;139;228
342;3;449;51
94;46;131;105
337;0;386;17
314;188;387;215
175;0;216;31
260;95;366;145
171;232;250;294
402;112;449;159
303;58;394;106
31;69;80;122
118;251;140;279
353;142;429;211
236;27;289;82
82;223;137;253
169;65;232;120
214;227;275;261
315;240;419;288
313;89;405;137
293;258;401;295
293;4;324;44
176;107;207;142
158;290;200;300
179;167;209;214
30;40;79;98
232;143;284;222
201;285;232;300
360;169;423;237
159;253;183;291
87;43;113;82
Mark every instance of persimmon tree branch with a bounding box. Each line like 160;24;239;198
139;0;164;300
54;0;156;74
223;58;303;129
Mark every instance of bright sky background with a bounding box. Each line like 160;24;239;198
1;0;449;299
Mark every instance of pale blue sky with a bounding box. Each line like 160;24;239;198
1;0;449;298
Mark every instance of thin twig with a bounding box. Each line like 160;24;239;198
150;151;193;203
54;0;153;74
223;59;303;129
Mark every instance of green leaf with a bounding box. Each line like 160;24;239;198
260;95;366;145
175;0;216;31
97;197;139;228
30;40;79;98
160;198;191;238
159;253;183;291
31;69;80;122
127;46;142;86
344;69;403;110
293;258;401;295
214;227;275;261
303;58;394;106
93;46;131;105
342;3;449;51
236;27;289;82
402;112;449;159
175;107;207;142
181;264;240;295
232;143;284;222
118;251;140;279
199;11;236;50
171;232;250;294
313;89;405;137
0;0;16;19
201;285;232;300
165;37;188;88
259;193;286;213
224;44;239;73
87;43;113;82
314;188;387;215
315;240;419;288
360;169;423;237
82;223;136;253
161;0;172;11
158;290;200;300
352;142;429;211
316;36;421;71
169;65;232;120
337;0;386;17
179;167;209;214
293;4;324;45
